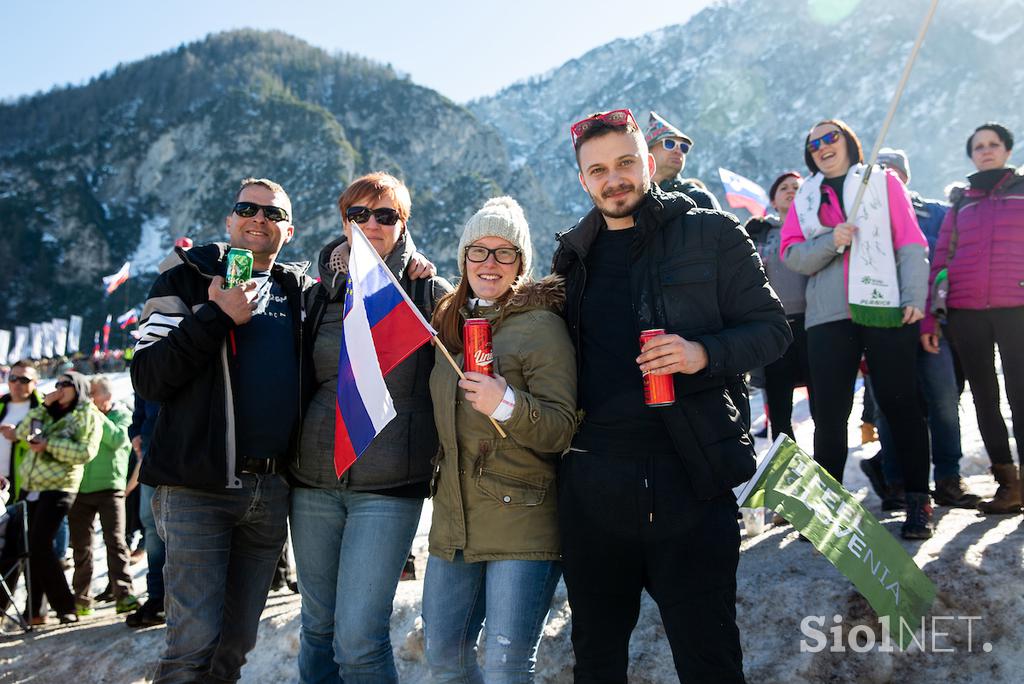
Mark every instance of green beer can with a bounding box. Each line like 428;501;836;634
225;248;254;289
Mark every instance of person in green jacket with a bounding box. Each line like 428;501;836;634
4;370;102;624
423;197;577;682
67;375;139;616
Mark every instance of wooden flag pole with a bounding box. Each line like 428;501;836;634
839;0;940;253
434;337;508;439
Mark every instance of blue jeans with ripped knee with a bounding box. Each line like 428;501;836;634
422;552;560;684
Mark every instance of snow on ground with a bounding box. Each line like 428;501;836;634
1;374;1021;683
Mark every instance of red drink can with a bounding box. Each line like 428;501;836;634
640;328;675;407
463;318;494;376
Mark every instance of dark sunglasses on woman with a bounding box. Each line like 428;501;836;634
233;201;290;223
806;130;842;153
346;206;402;226
54;380;75;389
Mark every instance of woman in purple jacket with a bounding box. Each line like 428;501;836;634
780;119;933;539
922;122;1024;515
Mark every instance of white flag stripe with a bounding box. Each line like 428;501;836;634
348;221;437;334
346;248;397;430
346;225;398;432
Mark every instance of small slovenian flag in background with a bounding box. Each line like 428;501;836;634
718;168;771;216
117;308;138;329
334;222;436;477
102;261;131;295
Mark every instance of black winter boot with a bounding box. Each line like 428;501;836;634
901;492;934;540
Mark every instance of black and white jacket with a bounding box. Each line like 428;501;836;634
131;242;313;489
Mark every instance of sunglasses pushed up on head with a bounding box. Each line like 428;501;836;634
345;206;402;226
570;109;638;146
233;201;290;223
806;130;842;153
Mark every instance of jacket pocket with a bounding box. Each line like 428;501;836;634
680;386;756;489
476;468;550;507
659;255;721;334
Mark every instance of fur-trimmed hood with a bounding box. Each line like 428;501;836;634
502;274;566;315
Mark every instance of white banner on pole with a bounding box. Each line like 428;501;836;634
11;326;28;363
52;318;69;357
0;330;9;366
41;321;55;358
67;315;83;354
29;323;43;360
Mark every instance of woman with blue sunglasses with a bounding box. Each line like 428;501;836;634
779;118;934;539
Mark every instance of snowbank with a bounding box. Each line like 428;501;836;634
2;377;1021;683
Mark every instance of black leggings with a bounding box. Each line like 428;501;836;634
0;491;77;616
764;315;814;440
947;307;1024;466
806;319;929;493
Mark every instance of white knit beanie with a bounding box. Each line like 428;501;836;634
457;196;533;277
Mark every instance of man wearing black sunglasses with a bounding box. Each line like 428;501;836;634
645;110;721;211
131;177;314;682
1;360;42;501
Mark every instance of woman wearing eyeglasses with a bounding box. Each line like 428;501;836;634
289;172;452;682
423;197;576;683
922;122;1024;514
2;371;102;624
780;119;934;539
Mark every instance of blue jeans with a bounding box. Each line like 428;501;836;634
422;552;560;684
290;487;423;684
152;474;289;684
879;338;963;484
52;514;69;559
140;483;165;605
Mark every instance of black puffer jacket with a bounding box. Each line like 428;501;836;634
552;187;791;497
292;232;452;491
131;243;313;489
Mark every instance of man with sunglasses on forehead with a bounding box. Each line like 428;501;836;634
131;177;315;682
553;109;790;683
1;360;43;501
646;110;721;211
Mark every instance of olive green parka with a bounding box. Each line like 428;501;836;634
428;276;577;562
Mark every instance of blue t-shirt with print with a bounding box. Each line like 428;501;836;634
231;270;299;461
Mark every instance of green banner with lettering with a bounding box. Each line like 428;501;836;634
737;436;936;648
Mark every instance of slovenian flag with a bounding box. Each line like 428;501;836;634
117;308;138;329
334;222;436;477
718;168;771;216
102;261;131;295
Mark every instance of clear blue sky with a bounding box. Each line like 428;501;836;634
2;0;712;103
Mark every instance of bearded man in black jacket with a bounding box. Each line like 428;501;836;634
553;110;791;683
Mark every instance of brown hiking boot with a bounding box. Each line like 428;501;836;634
933;477;981;508
860;422;878;445
978;464;1023;515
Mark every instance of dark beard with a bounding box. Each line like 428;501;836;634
591;180;648;220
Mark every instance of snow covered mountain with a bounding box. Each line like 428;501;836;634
2;0;1020;335
471;0;1024;222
